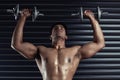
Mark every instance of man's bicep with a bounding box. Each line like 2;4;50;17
80;42;102;59
14;42;38;59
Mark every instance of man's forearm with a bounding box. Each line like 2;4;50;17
11;17;26;46
89;16;105;44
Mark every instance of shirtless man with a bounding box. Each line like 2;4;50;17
11;9;105;80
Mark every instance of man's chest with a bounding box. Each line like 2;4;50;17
42;48;80;65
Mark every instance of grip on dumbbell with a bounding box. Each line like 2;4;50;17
6;9;14;13
71;13;79;16
39;13;44;16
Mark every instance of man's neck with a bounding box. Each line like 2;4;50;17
52;38;66;49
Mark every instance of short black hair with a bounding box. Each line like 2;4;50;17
50;22;67;34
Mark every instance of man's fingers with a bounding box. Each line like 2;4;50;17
84;10;91;14
84;10;94;16
21;9;31;17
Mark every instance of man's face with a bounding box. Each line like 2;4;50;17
50;24;67;40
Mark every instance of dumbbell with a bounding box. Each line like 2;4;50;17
6;4;44;22
71;6;108;21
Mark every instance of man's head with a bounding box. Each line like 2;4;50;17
50;22;68;41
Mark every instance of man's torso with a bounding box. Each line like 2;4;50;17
35;46;81;80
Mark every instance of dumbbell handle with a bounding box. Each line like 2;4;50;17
6;9;14;13
72;12;108;16
94;12;108;15
71;12;79;16
7;9;22;14
39;13;44;16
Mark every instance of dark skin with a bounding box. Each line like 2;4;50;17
11;9;105;80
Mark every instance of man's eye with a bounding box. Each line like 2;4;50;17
54;28;57;30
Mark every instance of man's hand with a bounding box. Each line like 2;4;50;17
21;9;31;18
84;10;95;18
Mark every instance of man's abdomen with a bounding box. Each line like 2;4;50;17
46;64;75;80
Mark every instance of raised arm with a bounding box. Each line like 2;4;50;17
11;9;37;59
79;10;105;59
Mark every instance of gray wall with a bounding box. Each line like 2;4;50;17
0;0;120;80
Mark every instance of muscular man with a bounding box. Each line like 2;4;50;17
11;9;105;80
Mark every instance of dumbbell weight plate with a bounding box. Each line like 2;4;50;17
97;6;101;21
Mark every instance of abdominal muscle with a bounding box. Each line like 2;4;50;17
46;64;74;80
36;58;76;80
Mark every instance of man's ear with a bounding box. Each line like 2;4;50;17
50;35;52;40
65;36;68;40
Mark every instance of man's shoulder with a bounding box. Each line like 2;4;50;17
70;45;82;49
64;45;82;51
37;45;54;50
37;45;46;48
